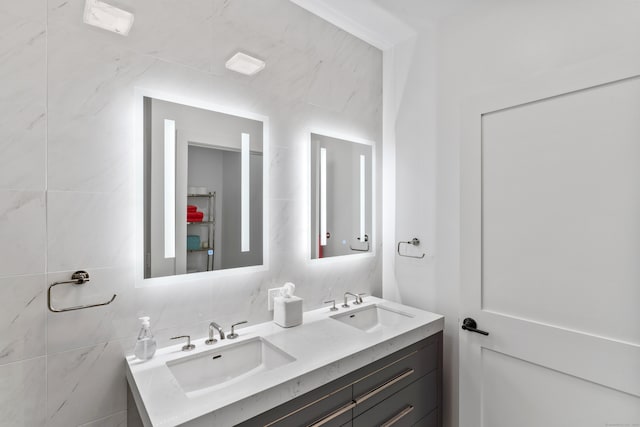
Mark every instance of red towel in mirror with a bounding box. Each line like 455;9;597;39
187;212;204;222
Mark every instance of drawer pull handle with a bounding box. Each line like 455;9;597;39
307;401;356;427
381;405;414;427
354;368;415;405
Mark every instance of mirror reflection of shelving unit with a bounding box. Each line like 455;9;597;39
141;94;265;281
187;192;216;272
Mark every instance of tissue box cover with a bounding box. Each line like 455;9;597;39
274;296;302;328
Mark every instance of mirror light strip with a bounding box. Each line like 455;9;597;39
164;119;176;259
320;147;327;246
360;154;366;242
241;133;250;252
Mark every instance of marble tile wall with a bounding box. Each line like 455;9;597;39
0;0;382;425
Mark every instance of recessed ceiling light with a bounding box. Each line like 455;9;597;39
83;0;135;36
225;52;266;76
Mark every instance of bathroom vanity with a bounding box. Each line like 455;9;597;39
238;333;441;427
126;297;444;426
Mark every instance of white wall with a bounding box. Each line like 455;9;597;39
0;0;382;425
369;0;446;421
375;1;640;426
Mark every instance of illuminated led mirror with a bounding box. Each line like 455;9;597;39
141;96;265;279
310;133;373;259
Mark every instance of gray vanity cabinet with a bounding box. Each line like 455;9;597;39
237;332;442;427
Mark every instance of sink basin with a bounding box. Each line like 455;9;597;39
167;337;295;397
331;305;413;333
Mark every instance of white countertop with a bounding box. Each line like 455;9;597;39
126;297;444;427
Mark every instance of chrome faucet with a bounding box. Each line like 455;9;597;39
205;322;225;345
343;292;364;308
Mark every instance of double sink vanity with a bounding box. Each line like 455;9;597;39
126;297;444;426
131;92;442;426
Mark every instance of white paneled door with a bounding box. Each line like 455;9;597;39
460;52;640;427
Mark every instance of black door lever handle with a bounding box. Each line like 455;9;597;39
461;318;489;336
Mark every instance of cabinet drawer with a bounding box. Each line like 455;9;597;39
413;408;437;427
239;386;352;427
353;339;437;416
352;372;437;427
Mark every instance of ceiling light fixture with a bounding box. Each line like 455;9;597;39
83;0;135;36
225;52;266;76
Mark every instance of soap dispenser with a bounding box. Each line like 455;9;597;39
134;316;157;361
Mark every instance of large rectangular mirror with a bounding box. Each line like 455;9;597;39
142;96;265;279
310;133;373;259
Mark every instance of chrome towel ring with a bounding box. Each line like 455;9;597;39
47;270;117;313
397;238;426;259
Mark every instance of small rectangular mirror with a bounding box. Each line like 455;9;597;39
142;96;265;279
310;133;373;259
